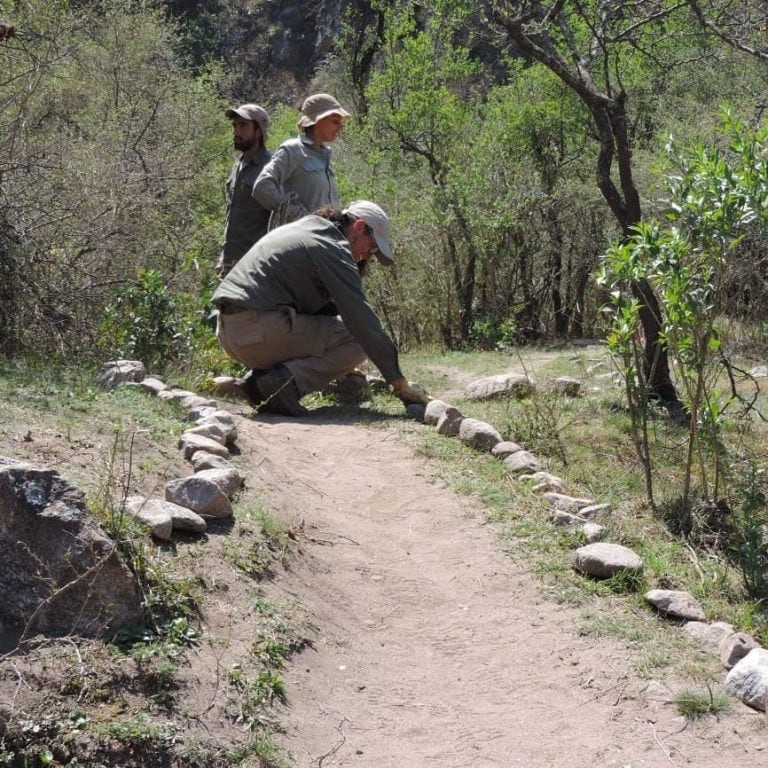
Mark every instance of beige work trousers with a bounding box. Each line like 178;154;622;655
216;307;366;395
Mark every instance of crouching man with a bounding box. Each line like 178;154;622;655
211;200;428;416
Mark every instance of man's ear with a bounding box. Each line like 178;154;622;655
351;218;367;235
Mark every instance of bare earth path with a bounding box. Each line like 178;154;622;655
232;407;764;768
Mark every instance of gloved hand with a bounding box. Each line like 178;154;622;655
286;201;308;221
392;378;430;406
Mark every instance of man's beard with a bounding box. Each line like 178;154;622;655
234;137;256;151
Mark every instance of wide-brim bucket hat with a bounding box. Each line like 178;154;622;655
298;93;351;128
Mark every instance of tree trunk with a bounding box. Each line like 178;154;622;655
490;8;680;406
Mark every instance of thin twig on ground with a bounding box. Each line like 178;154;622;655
316;716;350;767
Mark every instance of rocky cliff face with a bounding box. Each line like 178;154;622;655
171;0;378;104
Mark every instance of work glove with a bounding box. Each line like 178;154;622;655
392;379;430;406
286;201;308;222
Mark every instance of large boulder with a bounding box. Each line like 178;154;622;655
459;418;502;452
0;462;143;637
465;373;534;401
725;649;768;711
644;589;705;621
97;360;146;390
165;476;233;518
573;543;644;579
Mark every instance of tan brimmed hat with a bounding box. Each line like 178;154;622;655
298;93;351;129
344;200;394;266
225;103;269;141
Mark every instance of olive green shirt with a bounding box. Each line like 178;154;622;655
252;135;339;214
221;147;272;272
212;216;403;383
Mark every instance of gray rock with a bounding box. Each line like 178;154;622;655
645;589;705;621
491;441;523;459
424;399;448;426
190;452;235;472
212;376;242;397
157;387;197;401
122;496;173;540
0;464;142;636
578;503;610;519
519;471;564;485
123;496;206;535
749;365;768;378
459;418;502;452
195;416;238;445
542;492;595;513
518;471;566;494
683;621;736;654
406;403;427;421
178;432;230;461
194;468;244;499
532;479;567;494
552;510;585;527
165;476;232;519
720;632;761;670
198;409;237;426
436;406;464;436
184;423;228;446
725;648;768;711
503;451;544;475
181;394;218;410
167;504;208;533
581;522;606;543
140;376;169;395
573;542;644;579
187;405;220;421
465;373;535;401
552;376;581;397
97;360;147;390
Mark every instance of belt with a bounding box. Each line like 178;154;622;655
217;303;246;315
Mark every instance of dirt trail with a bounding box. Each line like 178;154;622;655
233;407;762;768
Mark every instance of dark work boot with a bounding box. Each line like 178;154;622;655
234;369;268;407
255;366;308;417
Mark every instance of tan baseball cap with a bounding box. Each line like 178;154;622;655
344;200;394;265
298;93;351;129
225;103;269;140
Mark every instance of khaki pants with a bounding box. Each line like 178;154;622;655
216;307;366;395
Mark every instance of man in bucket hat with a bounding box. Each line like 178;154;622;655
252;93;351;229
218;103;272;276
211;201;428;416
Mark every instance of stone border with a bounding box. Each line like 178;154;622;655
416;389;765;713
100;360;767;712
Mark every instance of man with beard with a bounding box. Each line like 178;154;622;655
217;103;272;277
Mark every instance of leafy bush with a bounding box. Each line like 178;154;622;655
0;0;224;359
98;270;189;373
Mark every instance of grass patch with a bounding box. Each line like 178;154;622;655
675;688;730;719
224;507;295;579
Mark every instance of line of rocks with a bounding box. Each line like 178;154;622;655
98;360;245;541
410;372;768;713
101;362;768;711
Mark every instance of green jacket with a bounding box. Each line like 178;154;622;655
212;216;403;383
